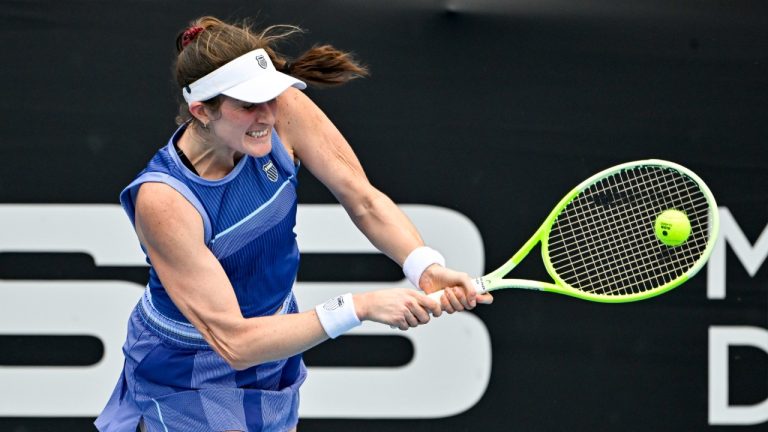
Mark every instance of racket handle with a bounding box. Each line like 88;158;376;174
427;290;445;301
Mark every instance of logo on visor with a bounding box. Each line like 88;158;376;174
256;54;268;69
263;161;279;182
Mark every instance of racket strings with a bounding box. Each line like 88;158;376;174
560;169;709;294
555;174;709;292
546;166;712;296
556;186;688;292
563;170;709;294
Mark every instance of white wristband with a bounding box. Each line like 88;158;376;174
315;293;362;339
402;246;446;288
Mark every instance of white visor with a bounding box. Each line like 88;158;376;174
182;48;306;104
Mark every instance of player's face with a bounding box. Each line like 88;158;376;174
213;96;277;157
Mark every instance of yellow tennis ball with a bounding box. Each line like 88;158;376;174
654;209;691;246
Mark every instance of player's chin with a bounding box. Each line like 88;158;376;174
243;137;272;157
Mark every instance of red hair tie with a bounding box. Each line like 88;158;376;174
181;26;204;48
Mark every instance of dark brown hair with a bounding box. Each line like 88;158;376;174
174;16;368;125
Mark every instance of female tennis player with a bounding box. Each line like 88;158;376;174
95;16;492;432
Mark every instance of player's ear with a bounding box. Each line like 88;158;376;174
188;101;211;125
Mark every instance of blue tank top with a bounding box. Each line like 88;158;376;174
120;123;300;322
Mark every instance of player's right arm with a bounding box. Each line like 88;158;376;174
133;182;440;370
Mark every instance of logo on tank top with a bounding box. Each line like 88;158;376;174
262;161;279;182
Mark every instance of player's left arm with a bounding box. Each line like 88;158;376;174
274;88;486;310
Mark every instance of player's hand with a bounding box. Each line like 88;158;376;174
354;289;442;330
419;265;494;313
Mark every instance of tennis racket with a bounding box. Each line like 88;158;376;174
431;159;719;303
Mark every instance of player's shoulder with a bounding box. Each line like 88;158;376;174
135;183;199;226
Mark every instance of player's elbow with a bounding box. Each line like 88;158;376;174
204;326;259;371
217;340;257;371
223;353;251;371
343;187;388;222
211;338;246;370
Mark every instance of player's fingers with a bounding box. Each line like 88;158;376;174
404;309;419;328
408;301;431;324
445;287;465;312
477;293;494;304
395;312;411;330
416;292;442;318
440;297;454;314
397;319;409;331
439;292;455;314
457;275;478;308
442;271;476;308
457;285;475;310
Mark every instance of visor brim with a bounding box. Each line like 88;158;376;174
222;71;307;103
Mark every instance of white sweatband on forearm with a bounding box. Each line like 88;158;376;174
315;293;362;339
402;246;446;288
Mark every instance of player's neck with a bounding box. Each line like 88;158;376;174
178;125;243;180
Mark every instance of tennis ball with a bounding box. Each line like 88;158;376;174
654;209;691;247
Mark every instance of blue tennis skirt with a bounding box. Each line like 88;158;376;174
95;289;306;432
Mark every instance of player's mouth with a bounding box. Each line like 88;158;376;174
246;129;268;138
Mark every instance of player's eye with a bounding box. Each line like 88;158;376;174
241;99;275;110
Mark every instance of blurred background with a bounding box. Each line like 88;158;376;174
1;1;766;431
